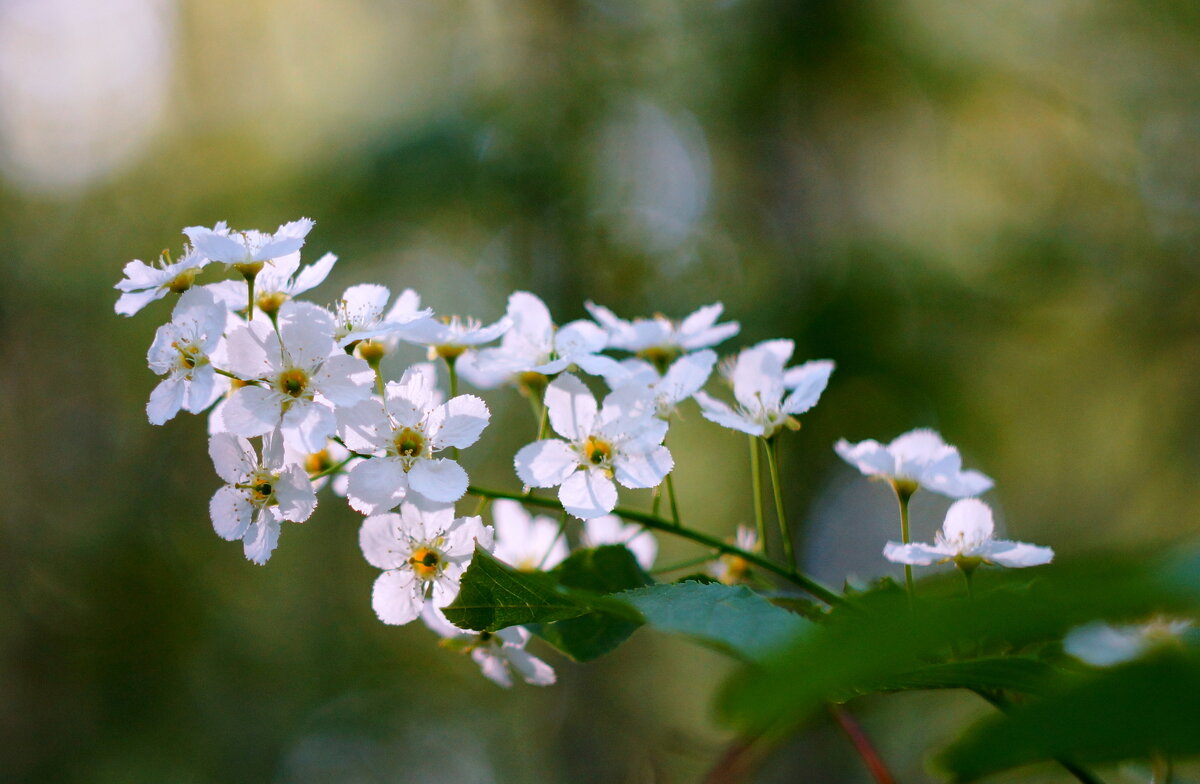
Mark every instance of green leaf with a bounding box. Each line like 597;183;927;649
850;657;1061;699
719;549;1200;733
621;580;813;662
442;546;641;632
535;546;653;662
937;650;1200;781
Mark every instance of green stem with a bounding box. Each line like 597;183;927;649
310;455;354;481
467;484;844;606
650;553;717;576
749;436;766;551
665;472;681;527
445;356;459;460
895;489;915;597
762;437;794;565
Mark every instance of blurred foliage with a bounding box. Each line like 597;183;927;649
2;0;1200;781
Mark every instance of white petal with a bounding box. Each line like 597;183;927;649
732;345;785;413
208;433;256;483
223;321;277;379
314;354;373;407
923;468;994;499
243;513;282;564
679;303;723;336
613;445;673;489
281;400;337;454
275;465;317;522
210;486;253;541
291;252;338;295
184;227;247;263
146;377;185;425
695;391;763;436
514;440;579;487
408;458;469;503
781;360;834;415
683;322;740;351
626;530;658;571
889;429;950;464
347;458;409;514
507;291;554;338
427;395;490;450
506;646;557;686
372;570;423;625
182;367;221;414
882;541;950;566
115;288;162;317
834;438;897;478
982;540;1054;568
545;373;597;440
658;350;716;403
473;649;515;688
442;515;493;558
278;302;337;370
559;469;618;519
491;499;532;547
222;386;280;438
942;498;995;543
336;398;391;453
359;513;409;570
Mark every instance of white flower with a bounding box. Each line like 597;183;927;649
219;301;374;452
491;499;568;571
331;284;432;349
460;291;624;389
586;301;739;366
114;244;211;316
206;250;338;316
340;363;490;512
514;373;673;520
694;340;833;438
709;525;758;584
611;349;717;418
281;437;356;496
400;312;512;362
1064;618;1193;667
358;502;493;626
883;499;1053;570
183;218;314;267
208;433;317;564
835;428;993;498
582;514;657;570
145;287;229;425
421;606;556;687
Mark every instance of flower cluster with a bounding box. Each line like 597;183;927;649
117;217;1056;687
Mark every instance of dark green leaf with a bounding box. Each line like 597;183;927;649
850;657;1061;699
719;549;1200;732
937;651;1200;781
535;546;653;662
442;546;641;632
621;581;813;662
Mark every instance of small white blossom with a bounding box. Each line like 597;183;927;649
491;499;568;571
514;374;673;520
219;301;374;452
1064;618;1193;667
709;525;759;584
208;433;317;564
586;301;739;366
359;502;493;626
612;349;717;419
582;514;657;570
206;250;338;316
695;340;833;438
421;606;556;687
835;428;993;498
883;499;1053;570
331;284;432;348
145;287;229;425
183;218;314;267
281;437;356;496
114;244;211;317
340;363;489;512
461;291;624;389
400;312;512;362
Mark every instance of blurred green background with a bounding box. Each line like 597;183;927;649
2;0;1198;781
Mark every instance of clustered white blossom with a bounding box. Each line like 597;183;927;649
117;216;1058;687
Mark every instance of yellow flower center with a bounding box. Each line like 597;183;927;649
409;546;442;580
165;268;198;294
251;480;273;501
304;449;332;475
256;290;289;316
356;340;387;364
278;368;310;398
393;427;425;458
583;436;613;465
637;345;678;373
172;341;203;369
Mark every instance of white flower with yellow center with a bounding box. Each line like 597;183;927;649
220;301;374;452
359;502;493;626
421;606;556;687
183;218;314;270
514;373;673;520
400;312;512;362
205;250;338;318
586;301;739;370
835;428;993;499
582;514;657;570
340;363;490;512
1065;618;1194;667
695;340;833;438
145;287;228;425
883;499;1053;571
491;499;568;571
331;284;432;350
460;291;624;390
114;244;211;317
208;432;317;564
